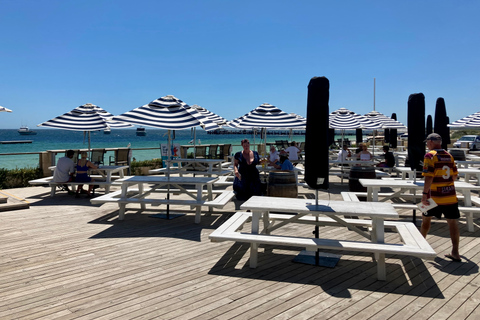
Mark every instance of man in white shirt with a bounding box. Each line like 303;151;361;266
53;150;76;194
285;141;301;161
337;145;351;162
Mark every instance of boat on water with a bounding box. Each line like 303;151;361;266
104;127;111;134
18;126;37;135
136;127;146;136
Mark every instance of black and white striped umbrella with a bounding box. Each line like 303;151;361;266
448;111;480;128
228;103;306;129
329;108;377;129
38;103;133;149
187;104;227;126
0;106;12;112
113;95;219;131
363;110;407;129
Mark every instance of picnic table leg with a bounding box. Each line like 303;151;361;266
372;217;386;281
367;187;373;202
50;185;56;197
195;186;202;224
249;211;262;268
463;190;474;232
119;183;129;220
207;184;213;215
139;183;146;211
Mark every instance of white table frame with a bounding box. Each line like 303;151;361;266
240;196;399;280
117;176;217;223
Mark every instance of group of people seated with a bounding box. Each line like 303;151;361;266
336;143;395;168
52;150;98;198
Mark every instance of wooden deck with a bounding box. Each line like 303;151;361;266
1;180;480;319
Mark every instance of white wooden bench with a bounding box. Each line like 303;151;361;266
29;177;121;197
91;189;235;222
210;212;437;280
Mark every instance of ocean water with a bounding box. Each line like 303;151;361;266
0;128;311;170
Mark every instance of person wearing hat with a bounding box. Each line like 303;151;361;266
273;150;294;171
421;133;461;262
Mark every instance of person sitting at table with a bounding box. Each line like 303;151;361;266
376;145;395;167
273;151;294;170
268;145;280;166
285;141;301;164
52;149;76;195
233;139;262;201
356;143;372;161
75;151;98;198
337;144;351;163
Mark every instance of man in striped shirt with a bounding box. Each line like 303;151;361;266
421;133;461;262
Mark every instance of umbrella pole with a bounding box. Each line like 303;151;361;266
413;169;417;225
150;130;185;221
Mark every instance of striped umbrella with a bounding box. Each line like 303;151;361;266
329;108;377;130
363;110;407;129
114;95;220;220
188;104;227;126
38;103;132;149
0;106;12;112
328;108;377;159
448;111;480;128
228;103;306;130
228;103;306;152
114;95;218;131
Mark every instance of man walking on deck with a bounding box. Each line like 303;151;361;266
421;133;461;262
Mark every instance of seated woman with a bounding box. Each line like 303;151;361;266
356;143;373;161
273;151;294;171
233;139;262;201
75;151;98;198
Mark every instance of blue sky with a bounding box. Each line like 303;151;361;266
1;0;479;129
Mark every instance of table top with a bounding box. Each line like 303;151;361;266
167;158;225;163
359;179;480;190
117;176;218;184
240;196;398;219
96;165;129;170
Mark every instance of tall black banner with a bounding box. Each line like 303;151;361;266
408;93;425;171
305;77;329;189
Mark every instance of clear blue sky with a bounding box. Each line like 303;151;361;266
1;0;479;129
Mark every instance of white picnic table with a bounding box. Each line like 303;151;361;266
215;196;435;280
95;175;219;223
359;178;480;231
455;160;480;168
90;165;128;193
458;168;480;185
359;179;480;204
150;158;230;177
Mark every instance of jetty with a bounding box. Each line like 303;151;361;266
0;140;33;144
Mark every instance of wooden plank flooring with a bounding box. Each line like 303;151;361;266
0;181;479;319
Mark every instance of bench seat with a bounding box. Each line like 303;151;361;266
91;189;235;222
29;177;120;197
209;212;437;280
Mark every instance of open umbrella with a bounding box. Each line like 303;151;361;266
364;110;407;153
38;103;132;149
185;104;227;157
228;103;306;154
329;107;377;151
0;106;12;112
113;95;219;219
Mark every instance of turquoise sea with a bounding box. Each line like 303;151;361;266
0;128;313;170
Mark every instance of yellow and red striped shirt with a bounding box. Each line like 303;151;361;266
422;149;458;205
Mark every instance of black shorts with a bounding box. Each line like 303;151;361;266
424;203;460;219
